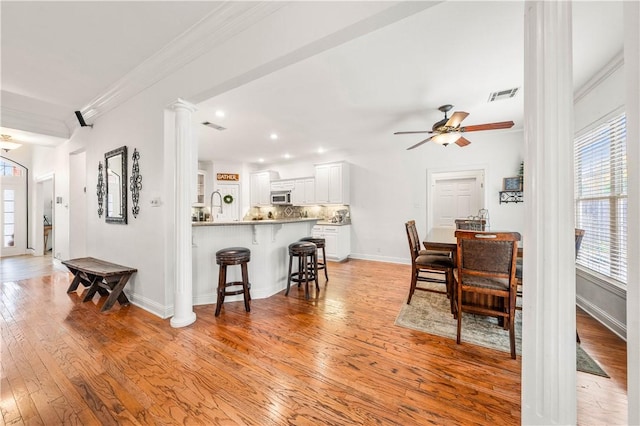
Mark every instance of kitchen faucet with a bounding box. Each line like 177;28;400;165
210;190;223;221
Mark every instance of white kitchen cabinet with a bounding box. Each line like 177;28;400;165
314;162;350;204
270;179;295;192
250;170;279;206
292;177;315;205
312;224;351;261
193;170;206;206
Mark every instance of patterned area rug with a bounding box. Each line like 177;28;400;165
395;287;609;378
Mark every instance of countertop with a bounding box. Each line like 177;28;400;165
315;221;351;226
192;218;319;227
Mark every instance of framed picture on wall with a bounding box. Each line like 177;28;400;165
503;177;522;191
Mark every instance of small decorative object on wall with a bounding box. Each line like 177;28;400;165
105;145;128;224
223;194;234;204
130;148;142;218
97;161;105;217
217;173;239;181
503;176;522;191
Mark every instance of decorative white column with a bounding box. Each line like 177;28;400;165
625;2;640;424
521;2;576;424
170;98;197;328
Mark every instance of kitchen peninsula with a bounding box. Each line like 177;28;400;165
192;218;319;306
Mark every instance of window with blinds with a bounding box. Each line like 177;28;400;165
574;113;627;284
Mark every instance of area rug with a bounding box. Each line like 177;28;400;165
395;286;609;378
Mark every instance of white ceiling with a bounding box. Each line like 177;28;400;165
1;2;624;158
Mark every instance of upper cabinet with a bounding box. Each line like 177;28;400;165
250;170;279;206
194;170;206;206
292;177;315;205
315;161;350;204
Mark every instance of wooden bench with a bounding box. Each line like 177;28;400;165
63;257;137;312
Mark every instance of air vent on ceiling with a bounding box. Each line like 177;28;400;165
202;121;226;131
488;87;519;102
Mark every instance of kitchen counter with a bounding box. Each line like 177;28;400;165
192;218;318;226
315;221;351;226
191;218;318;306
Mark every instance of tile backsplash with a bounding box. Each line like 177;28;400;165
244;205;350;223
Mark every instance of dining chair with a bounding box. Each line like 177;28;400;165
454;230;521;359
405;221;455;313
455;219;487;231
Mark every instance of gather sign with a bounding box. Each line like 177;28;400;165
216;173;239;181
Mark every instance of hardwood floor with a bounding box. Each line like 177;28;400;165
0;256;627;425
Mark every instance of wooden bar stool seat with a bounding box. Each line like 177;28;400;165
285;241;319;300
300;236;328;280
215;247;251;317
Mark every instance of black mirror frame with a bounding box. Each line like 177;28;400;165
105;145;128;224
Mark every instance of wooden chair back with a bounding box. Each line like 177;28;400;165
405;220;421;261
454;230;521;358
455;219;487;231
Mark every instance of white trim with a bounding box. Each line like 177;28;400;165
576;294;627;340
0;106;70;140
77;3;285;125
574;51;624;103
574;105;625;137
576;266;626;298
348;253;408;265
426;165;488;233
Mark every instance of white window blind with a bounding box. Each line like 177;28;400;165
574;113;627;284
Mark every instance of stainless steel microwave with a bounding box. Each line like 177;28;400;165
270;191;292;205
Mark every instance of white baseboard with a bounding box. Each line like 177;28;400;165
348;253;409;265
576;294;627;341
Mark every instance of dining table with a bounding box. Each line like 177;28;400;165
423;227;523;321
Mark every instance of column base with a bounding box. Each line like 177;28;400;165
170;311;196;328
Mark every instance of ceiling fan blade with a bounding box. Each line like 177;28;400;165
455;136;471;147
461;121;515;132
445;111;469;128
394;130;432;135
406;136;434;150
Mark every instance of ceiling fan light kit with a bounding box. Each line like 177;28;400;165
394;104;514;150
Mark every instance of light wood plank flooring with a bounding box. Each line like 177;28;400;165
0;256;627;425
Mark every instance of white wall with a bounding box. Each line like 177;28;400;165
573;55;627;338
29;2;420;318
266;130;525;264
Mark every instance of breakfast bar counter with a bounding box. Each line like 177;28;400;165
191;218;318;306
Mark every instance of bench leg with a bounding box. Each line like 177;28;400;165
66;270;83;293
101;274;132;312
82;275;103;302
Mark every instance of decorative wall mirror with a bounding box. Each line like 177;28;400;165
105;146;128;224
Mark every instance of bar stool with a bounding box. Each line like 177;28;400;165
299;237;328;280
215;247;251;317
285;241;319;300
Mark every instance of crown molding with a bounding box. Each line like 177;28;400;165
574;50;624;103
1;106;70;140
79;2;287;122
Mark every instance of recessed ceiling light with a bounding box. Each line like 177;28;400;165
317;147;325;154
258;158;265;163
215;110;225;118
284;153;291;159
270;133;278;140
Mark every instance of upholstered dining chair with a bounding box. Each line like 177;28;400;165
454;230;521;359
405;221;455;313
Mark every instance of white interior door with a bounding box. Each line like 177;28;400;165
216;184;240;221
428;169;485;239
